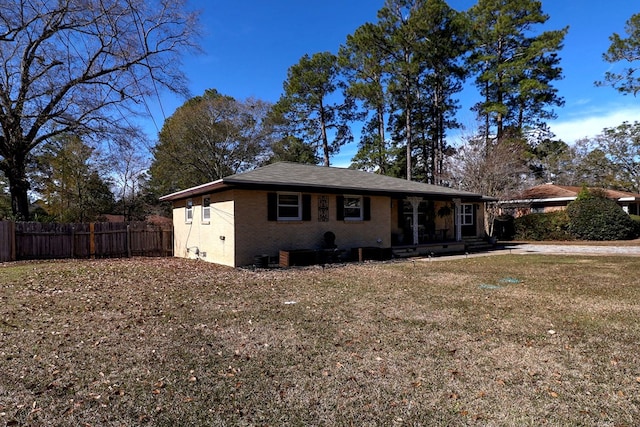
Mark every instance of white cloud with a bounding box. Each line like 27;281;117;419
549;105;640;143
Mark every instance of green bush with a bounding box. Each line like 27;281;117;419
631;215;640;237
566;189;638;240
514;211;572;241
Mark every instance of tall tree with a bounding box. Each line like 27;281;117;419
0;0;199;219
273;52;359;167
467;0;567;145
339;22;392;174
149;89;272;196
264;135;319;165
0;171;12;219
566;138;617;188
33;135;114;222
598;12;640;95
109;139;150;221
377;0;425;180
372;0;468;183
447;132;529;235
528;137;573;184
593;121;640;192
408;0;468;184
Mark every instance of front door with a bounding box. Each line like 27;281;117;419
399;199;435;244
459;203;476;237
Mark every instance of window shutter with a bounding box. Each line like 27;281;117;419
336;196;344;220
302;194;311;221
363;197;371;221
267;192;277;221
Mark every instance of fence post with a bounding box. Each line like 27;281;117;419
127;224;132;258
89;223;95;259
8;221;16;262
71;224;75;258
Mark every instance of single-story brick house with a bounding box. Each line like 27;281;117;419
500;184;640;217
159;162;492;267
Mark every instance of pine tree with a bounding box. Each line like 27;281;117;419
273;52;361;167
467;0;567;146
339;23;392;174
598;13;640;95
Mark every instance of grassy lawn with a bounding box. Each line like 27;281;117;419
1;255;639;426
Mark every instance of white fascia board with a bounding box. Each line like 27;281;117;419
501;197;576;204
159;179;224;201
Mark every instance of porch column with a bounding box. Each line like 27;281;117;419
453;198;462;242
407;197;422;245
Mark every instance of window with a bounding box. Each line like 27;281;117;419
202;196;211;222
337;195;371;221
459;203;474;225
185;199;193;223
343;196;363;220
277;193;302;220
267;193;311;221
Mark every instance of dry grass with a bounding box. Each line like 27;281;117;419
1;255;639;426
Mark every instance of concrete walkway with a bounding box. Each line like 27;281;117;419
417;242;640;261
503;243;640;256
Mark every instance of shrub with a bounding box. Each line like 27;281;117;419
566;188;638;240
631;215;640;236
514;211;572;241
493;215;515;240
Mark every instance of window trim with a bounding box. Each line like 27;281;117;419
201;196;211;223
277;192;302;221
185;199;193;223
459;203;474;226
342;195;363;221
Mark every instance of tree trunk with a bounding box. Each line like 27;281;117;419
377;105;386;174
5;155;31;220
319;104;330;167
321;122;330;167
406;110;412;181
404;50;412;181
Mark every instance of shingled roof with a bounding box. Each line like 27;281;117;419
160;162;488;201
514;184;640;201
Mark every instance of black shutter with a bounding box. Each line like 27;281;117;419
267;192;277;221
363;197;371;221
336;196;344;220
302;194;311;221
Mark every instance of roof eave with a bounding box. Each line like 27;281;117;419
224;178;484;200
159;179;226;201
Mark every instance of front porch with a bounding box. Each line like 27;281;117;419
391;236;494;258
392;196;481;245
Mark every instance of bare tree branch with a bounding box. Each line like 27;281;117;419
0;0;199;218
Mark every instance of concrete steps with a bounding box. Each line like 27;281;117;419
463;236;495;253
392;241;465;258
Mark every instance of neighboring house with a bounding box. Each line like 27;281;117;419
159;162;492;267
501;184;640;217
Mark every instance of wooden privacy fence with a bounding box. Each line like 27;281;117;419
0;221;172;262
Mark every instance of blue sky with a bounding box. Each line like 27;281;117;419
145;1;640;167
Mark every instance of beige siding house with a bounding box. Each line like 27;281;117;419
160;162;492;267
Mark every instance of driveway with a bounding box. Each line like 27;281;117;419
500;242;640;256
418;241;640;262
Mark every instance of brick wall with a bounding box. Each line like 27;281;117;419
233;190;391;267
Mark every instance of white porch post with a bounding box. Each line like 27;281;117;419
407;197;422;245
453;198;462;242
